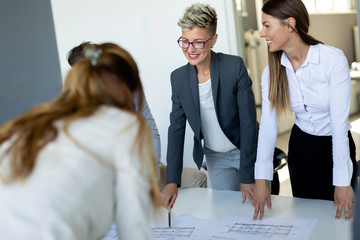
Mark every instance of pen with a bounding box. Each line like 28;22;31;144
168;205;171;228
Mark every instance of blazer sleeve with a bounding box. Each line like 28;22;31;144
166;72;186;187
142;97;161;180
236;57;257;184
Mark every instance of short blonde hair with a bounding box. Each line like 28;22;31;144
178;3;217;35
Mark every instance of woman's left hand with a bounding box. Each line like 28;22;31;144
333;186;355;221
241;183;255;206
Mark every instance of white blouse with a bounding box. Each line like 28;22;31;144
0;106;155;239
198;78;236;152
255;44;353;187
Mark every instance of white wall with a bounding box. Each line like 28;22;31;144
309;13;357;64
50;0;240;168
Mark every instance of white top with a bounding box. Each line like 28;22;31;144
255;44;353;186
0;106;154;240
199;78;236;152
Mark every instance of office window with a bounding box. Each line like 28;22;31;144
235;0;248;17
302;0;355;13
302;0;316;12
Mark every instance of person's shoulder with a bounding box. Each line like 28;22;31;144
171;62;190;77
215;52;246;71
62;106;139;150
92;106;138;129
170;62;194;87
96;107;141;142
316;43;345;56
315;44;348;66
97;105;134;118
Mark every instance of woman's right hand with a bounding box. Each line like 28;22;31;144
333;185;355;221
253;179;272;220
161;183;178;208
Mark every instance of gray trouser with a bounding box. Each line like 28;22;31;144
204;147;271;192
204;147;241;191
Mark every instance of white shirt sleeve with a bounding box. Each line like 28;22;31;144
328;51;353;186
255;66;278;180
113;120;154;239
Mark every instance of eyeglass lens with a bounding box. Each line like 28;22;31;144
178;40;205;49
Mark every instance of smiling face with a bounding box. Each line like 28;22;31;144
180;27;217;67
260;12;291;52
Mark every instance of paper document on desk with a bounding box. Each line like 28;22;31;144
151;215;317;240
209;216;317;240
101;223;117;240
102;214;218;240
152;214;217;239
103;215;317;240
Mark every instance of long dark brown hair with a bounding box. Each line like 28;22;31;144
262;0;322;116
0;43;161;208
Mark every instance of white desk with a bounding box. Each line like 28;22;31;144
171;188;352;240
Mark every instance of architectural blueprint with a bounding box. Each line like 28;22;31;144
102;215;317;240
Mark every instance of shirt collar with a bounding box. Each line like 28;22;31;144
280;44;320;69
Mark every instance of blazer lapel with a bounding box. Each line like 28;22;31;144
189;65;200;113
188;64;201;140
210;51;219;107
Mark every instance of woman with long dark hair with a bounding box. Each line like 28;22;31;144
253;0;357;221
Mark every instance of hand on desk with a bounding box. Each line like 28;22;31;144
161;183;178;208
333;185;355;221
253;179;271;221
240;183;255;206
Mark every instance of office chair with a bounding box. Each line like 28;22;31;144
271;147;288;195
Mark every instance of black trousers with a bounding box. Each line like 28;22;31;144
287;124;357;201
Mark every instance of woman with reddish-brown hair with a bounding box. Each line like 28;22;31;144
0;43;161;239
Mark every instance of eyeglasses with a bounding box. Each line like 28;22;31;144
177;35;215;49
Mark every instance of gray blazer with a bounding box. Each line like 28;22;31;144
166;51;257;186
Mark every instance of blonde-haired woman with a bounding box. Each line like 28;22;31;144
162;3;257;207
0;43;161;239
254;0;357;221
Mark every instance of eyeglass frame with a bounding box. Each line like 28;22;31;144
177;34;215;49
